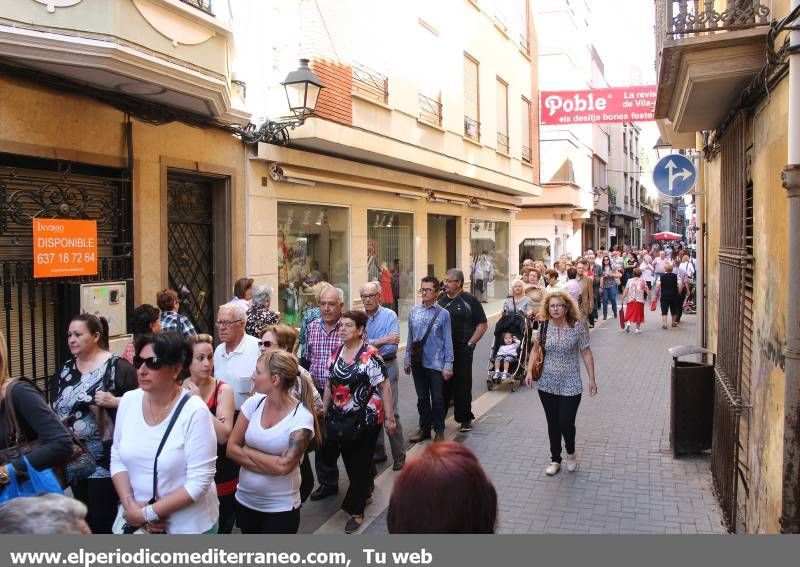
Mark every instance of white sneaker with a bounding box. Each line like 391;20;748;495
493;371;501;380
565;457;579;472
545;462;561;476
634;329;642;334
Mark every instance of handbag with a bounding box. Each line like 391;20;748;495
1;380;90;487
529;320;549;381
619;304;626;328
0;455;63;504
410;306;441;368
112;394;190;535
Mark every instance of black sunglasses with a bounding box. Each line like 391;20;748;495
258;340;273;348
133;356;164;371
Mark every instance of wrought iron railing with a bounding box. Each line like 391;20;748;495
519;34;530;53
418;93;442;127
464;116;480;141
352;62;388;104
497;132;510;154
522;144;532;163
666;0;771;36
179;0;214;16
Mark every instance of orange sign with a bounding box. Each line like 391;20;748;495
33;219;98;278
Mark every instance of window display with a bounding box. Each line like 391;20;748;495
367;210;414;321
469;219;509;302
277;203;349;325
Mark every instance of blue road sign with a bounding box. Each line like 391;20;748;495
652;154;696;198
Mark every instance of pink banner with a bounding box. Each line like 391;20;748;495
540;85;657;125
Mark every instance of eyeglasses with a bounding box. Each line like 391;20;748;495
215;319;242;328
418;288;436;294
133;356;164;371
360;293;379;299
258;340;273;348
548;304;568;310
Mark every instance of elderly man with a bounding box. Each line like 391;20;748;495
0;494;91;534
576;260;595;331
307;287;345;501
438;269;487;433
156;289;197;339
213;301;260;411
405;276;454;442
361;281;406;471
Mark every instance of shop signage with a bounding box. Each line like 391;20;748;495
33;218;98;278
609;227;617;237
540;85;657;125
522;238;550;247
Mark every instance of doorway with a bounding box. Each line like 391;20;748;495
427;214;457;280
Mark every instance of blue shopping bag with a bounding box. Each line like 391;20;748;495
0;456;63;504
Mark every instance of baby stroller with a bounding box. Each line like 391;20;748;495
485;310;532;392
683;279;696;315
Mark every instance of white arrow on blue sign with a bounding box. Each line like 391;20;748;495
652;154;696;198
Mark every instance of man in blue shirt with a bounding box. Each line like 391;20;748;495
362;282;406;471
404;276;454;443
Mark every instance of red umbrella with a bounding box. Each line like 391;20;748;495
652;231;682;241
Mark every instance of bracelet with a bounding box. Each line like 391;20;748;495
144;505;160;523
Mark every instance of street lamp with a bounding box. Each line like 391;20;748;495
240;59;325;145
653;136;672;160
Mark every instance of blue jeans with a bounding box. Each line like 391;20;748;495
411;366;445;433
602;286;618;318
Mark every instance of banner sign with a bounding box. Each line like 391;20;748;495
33;218;98;278
540;85;657;125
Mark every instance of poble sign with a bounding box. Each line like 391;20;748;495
540;85;657;125
33;218;98;278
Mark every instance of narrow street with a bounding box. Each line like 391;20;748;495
300;310;726;534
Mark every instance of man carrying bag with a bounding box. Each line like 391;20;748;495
404;277;454;443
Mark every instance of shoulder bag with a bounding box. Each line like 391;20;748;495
530;320;549;381
410;306;441;368
113;394;190;534
1;379;91;487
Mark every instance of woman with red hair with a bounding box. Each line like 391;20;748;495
387;441;497;533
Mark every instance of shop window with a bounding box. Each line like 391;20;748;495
519;238;551;270
469;219;509;302
367;210;415;321
277;203;349;325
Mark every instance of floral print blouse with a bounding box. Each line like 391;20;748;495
326;344;386;427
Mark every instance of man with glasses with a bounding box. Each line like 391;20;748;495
438;269;487;433
404;276;454;443
362;282;406;471
213;301;260;411
307;287;345;501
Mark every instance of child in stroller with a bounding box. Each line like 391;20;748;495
493;332;520;382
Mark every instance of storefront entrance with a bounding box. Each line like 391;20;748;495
427;214;456;280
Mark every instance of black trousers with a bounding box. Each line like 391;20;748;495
318;425;380;517
217;493;237;534
537;390;582;464
660;295;680;317
676;288;687;322
72;477;118;534
445;346;475;424
300;453;314;502
235;502;300;534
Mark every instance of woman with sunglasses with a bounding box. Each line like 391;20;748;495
184;334;237;533
50;313;138;534
227;350;319;534
111;332;218;534
259;324;323;502
525;290;597;476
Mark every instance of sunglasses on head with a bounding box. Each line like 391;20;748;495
133;356;164;371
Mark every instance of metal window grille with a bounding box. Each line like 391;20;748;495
352;63;389;104
522;145;532;163
418;93;442;127
179;0;214;16
666;0;771;37
464;116;480;141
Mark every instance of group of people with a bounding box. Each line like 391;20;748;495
0;269;496;535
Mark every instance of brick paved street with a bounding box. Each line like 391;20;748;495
299;307;727;534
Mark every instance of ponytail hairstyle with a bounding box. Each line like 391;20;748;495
70;313;110;350
258;350;321;442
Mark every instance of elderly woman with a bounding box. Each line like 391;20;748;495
111;332;218;534
503;279;533;317
297;281;332;359
525;290;597;476
654;262;682;329
0;494;91;534
245;284;280;338
320;310;396;534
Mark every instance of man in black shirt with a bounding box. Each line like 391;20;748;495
438;269;488;432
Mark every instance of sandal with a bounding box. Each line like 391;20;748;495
345;515;364;534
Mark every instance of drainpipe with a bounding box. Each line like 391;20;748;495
780;0;800;535
694;146;705;349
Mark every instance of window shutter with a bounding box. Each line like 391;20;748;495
464;55;479;120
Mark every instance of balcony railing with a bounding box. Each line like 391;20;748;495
497;132;510;154
666;0;771;37
464;116;481;141
522;144;532;163
352;62;388;104
179;0;214;16
519;34;530;53
418;93;442;127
